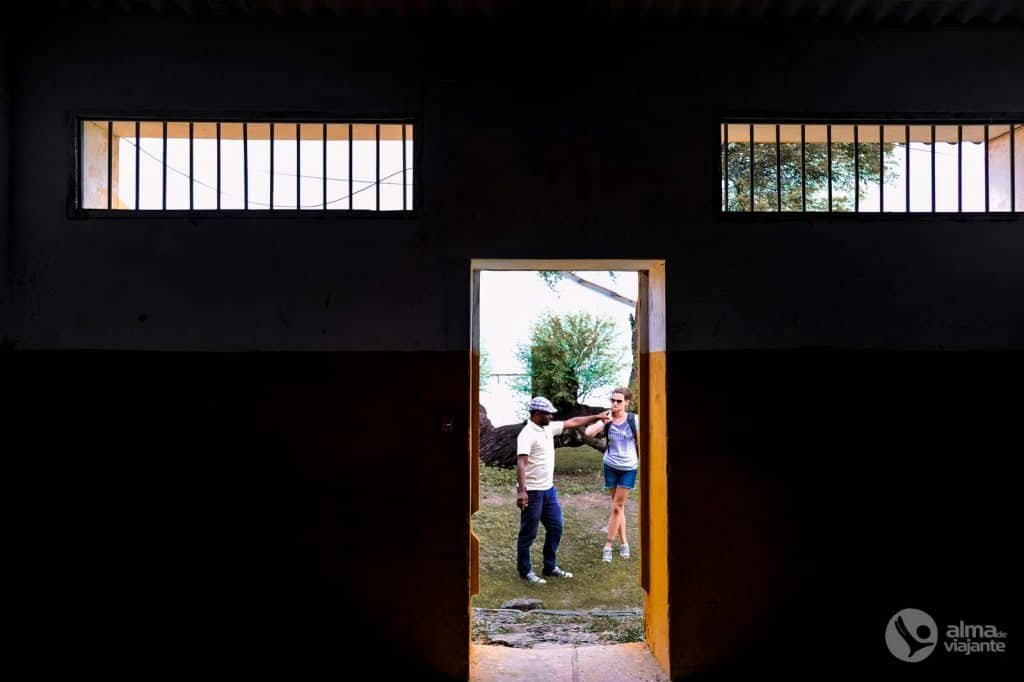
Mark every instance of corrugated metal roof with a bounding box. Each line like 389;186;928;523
42;0;1024;24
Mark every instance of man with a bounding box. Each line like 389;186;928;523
515;396;609;584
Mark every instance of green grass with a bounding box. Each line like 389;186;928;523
587;617;645;643
474;446;642;610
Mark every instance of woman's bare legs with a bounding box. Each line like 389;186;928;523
604;486;629;549
614;487;630;547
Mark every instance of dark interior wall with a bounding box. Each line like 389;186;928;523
4;14;1021;679
9;17;448;350
7;351;469;679
667;351;1019;679
7;16;471;679
7;20;1024;350
1;42;11;342
438;25;1024;349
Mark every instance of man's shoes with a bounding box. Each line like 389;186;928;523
602;546;613;563
524;572;547;585
620;544;630;559
544;566;573;578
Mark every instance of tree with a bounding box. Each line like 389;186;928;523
513;312;626;413
725;140;899;211
478;345;492;385
536;270;638;409
479;312;626;468
626;311;638;414
537;271;635;308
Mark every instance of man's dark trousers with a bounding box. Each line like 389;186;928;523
517;486;563;577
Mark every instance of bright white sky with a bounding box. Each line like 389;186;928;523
479;270;638;423
867;142;992;212
105;130;1012;213
115;137;411;210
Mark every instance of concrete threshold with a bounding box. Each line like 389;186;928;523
471;642;669;681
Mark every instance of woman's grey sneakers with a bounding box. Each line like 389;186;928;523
524;572;547;585
602;545;630;561
545;567;573;579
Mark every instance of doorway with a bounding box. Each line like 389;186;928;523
469;260;668;677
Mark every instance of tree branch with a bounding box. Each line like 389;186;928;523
560;272;636;307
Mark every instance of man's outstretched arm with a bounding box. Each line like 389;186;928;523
563;411;609;430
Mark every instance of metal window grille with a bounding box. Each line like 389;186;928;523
721;120;1021;214
77;118;415;213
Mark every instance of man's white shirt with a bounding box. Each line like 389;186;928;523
516;420;565;491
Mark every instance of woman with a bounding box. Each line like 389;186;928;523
585;387;638;562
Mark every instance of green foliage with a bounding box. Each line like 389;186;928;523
537;271;564;291
611;621;645;643
514;312;626;409
725;140;899;212
626;312;638;414
479;345;492;384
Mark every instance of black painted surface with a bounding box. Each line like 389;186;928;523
2;12;1021;680
668;350;1019;678
5;352;470;679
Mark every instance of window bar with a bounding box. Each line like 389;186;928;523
162;121;168;210
931;125;936;213
78;122;84;210
376;123;381;211
1012;124;1017;212
134;120;140;211
296;124;300;210
801;124;806;211
106;121;112;210
269;123;275;210
984;124;990;213
73;121;82;209
348;123;353;210
322;123;327;211
775;124;781;212
957;125;963;212
904;124;910;213
878;124;884;213
748;123;754;211
216;122;221;210
723;125;729;210
854;125;859;213
401;120;405;208
827;125;832;212
189;121;194;211
243;123;249;210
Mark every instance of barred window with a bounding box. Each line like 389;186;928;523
79;119;414;212
720;121;1022;214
